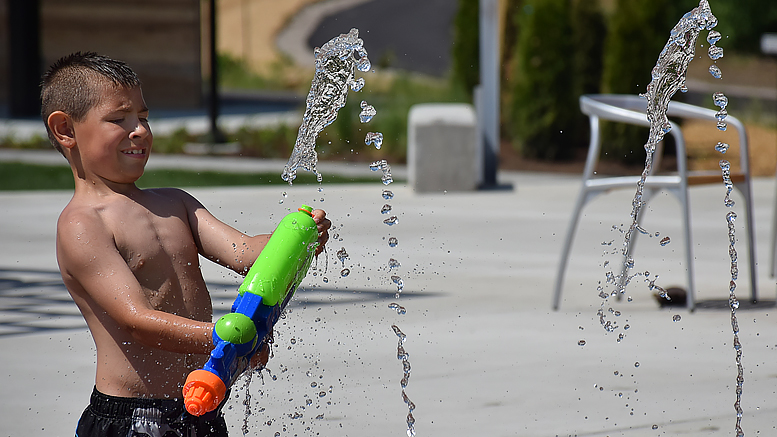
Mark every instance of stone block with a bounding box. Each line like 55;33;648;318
407;103;480;192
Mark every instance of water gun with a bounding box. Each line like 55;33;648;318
182;205;319;416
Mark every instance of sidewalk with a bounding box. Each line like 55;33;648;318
1;164;776;436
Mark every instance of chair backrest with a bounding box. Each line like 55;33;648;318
579;94;751;178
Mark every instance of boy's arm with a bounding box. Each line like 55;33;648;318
58;212;214;355
178;191;331;273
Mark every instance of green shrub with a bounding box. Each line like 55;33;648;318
451;0;481;98
600;0;687;163
317;73;468;164
232;124;296;159
507;0;605;160
713;0;777;53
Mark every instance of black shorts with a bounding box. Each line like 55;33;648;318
75;387;228;437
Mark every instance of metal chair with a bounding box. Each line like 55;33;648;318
552;94;757;310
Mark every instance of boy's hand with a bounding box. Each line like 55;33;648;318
312;209;331;256
249;342;271;371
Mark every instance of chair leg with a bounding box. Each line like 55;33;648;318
678;186;696;310
553;188;592;310
733;179;758;303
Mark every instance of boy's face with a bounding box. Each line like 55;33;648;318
72;84;152;185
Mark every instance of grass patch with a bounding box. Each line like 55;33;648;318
0;162;388;191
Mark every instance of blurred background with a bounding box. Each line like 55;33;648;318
0;0;775;177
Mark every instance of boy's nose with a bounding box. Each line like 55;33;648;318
129;121;151;140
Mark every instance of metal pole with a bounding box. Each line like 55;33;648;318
479;0;500;187
209;0;224;143
8;0;41;118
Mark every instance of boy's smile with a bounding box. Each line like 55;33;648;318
72;84;152;187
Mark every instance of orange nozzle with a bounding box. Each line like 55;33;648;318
182;369;227;416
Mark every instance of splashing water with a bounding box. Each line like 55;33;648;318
392;325;415;437
606;1;746;433
705;19;745;436
281;28;370;184
612;0;716;300
383;216;399;226
370;159;394;185
359;101;377;123
365;132;384;149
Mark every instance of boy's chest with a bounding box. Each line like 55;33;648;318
107;200;206;314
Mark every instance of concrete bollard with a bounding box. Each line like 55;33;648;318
407;103;480;192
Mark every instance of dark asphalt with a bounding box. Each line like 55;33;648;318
308;0;459;77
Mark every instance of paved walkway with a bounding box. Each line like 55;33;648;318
1;160;777;435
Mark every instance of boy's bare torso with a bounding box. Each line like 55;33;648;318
59;187;212;399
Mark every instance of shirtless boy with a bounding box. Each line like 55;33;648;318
41;52;330;436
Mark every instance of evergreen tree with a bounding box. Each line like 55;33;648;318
451;0;480;97
507;0;605;160
600;0;683;163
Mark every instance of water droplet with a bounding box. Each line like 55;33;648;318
708;45;724;60
381;204;392;214
388;258;400;269
715;108;728;121
707;30;721;44
281;28;369;185
652;424;659;430
357;55;371;72
382;189;394;200
369;160;385;171
392;325;406;341
336;247;349;264
349;76;365;92
389;303;407;315
672;314;682;322
340;268;350;277
318;391;326;398
310;382;317;388
278;199;284;204
634;362;640;368
715;142;730;153
578;340;586;346
388;237;399;247
365;132;384;149
660;236;671;246
713;92;728;108
359;101;376;123
709;64;722;79
384;216;399;226
717;121;727;131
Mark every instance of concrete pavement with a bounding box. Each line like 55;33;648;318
1;159;777;436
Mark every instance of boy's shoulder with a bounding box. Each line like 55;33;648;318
57;187;193;232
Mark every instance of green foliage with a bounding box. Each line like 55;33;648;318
231;124;297;159
151;127;194;154
0;162;382;191
600;0;687;163
507;0;605;160
0;134;50;150
451;0;480;97
713;0;777;53
218;54;295;91
0;162;74;190
318;74;468;163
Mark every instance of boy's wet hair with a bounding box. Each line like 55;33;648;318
40;52;141;153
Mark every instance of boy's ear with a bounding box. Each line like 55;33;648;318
47;111;76;149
